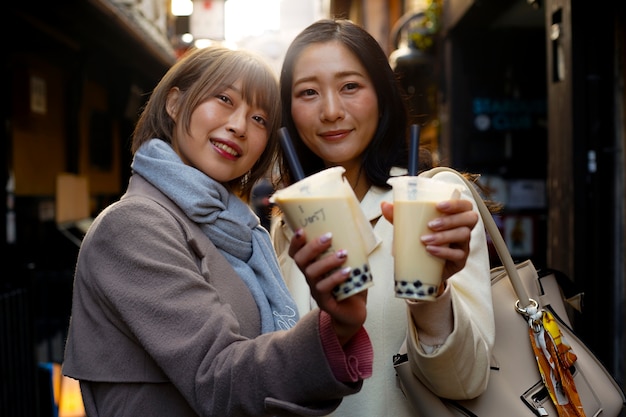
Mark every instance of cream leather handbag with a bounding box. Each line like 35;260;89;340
394;167;626;417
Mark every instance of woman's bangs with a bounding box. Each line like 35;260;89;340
239;62;280;129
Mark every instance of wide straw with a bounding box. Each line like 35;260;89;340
408;124;420;176
278;127;305;181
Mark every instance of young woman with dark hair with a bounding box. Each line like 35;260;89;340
272;19;495;416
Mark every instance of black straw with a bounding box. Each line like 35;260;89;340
408;124;420;176
278;127;305;181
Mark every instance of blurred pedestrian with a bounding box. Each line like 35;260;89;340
251;177;275;230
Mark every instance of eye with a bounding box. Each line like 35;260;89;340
216;94;233;105
343;82;360;92
252;115;267;126
297;88;318;98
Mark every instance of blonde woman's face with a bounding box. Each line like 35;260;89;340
168;80;269;184
290;41;379;177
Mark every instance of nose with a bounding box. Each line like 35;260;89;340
320;93;345;122
227;105;247;138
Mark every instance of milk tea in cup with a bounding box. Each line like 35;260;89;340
387;176;461;301
270;167;375;301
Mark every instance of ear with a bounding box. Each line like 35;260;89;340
166;87;181;119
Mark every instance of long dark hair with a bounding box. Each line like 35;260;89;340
278;19;432;187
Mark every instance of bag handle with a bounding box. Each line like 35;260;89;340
421;167;532;307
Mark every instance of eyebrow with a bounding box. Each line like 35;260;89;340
293;70;366;86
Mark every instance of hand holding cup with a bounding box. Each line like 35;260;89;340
386;176;474;300
271;166;376;301
288;227;368;345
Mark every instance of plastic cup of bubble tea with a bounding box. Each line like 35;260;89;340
387;176;461;301
270;166;376;301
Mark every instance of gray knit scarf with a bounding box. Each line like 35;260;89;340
132;139;299;333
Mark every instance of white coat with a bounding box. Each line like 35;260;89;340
271;168;495;416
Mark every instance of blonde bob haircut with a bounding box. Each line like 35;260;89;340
132;46;281;198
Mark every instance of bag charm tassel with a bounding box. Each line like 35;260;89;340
518;299;586;417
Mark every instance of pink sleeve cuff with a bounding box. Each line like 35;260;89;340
318;311;373;383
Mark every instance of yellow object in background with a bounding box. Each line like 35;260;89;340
46;363;85;417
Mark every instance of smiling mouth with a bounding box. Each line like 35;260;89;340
320;130;350;140
211;140;240;157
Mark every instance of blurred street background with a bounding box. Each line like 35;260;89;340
2;1;625;415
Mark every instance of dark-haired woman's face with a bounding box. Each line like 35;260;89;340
290;41;379;176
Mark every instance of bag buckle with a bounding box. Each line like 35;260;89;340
521;380;551;416
393;353;408;366
515;298;543;332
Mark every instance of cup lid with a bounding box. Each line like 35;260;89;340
270;166;347;200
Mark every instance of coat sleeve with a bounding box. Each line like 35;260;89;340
404;170;495;400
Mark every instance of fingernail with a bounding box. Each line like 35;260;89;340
295;228;303;238
421;234;435;244
437;201;451;210
426;245;441;255
428;218;443;228
340;266;352;276
336;249;348;258
320;232;332;243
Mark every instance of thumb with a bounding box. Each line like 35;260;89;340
380;201;394;223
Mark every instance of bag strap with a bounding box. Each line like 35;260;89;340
420;167;531;307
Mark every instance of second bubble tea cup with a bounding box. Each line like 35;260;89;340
387;176;461;301
270;166;377;301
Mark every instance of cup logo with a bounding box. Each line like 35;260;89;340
296;205;327;228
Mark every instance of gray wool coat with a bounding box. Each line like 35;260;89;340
62;175;362;417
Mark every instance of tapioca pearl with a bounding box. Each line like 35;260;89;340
352;270;364;280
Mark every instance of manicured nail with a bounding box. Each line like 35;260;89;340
436;201;451;210
319;232;332;243
426;245;441;255
340;266;352;276
295;228;303;238
336;249;348;258
421;234;435;244
428;218;443;228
